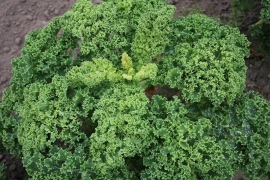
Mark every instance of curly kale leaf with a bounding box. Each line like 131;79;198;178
0;90;22;156
142;95;235;179
199;91;270;179
12;18;76;87
22;146;87;180
156;14;250;107
15;75;97;178
88;84;152;179
228;92;270;179
63;0;174;69
130;1;174;69
66;58;122;90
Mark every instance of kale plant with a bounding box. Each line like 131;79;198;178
0;0;269;179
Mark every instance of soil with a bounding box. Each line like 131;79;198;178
0;0;269;179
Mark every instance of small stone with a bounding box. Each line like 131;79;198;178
43;10;50;19
26;15;33;21
3;47;10;52
15;37;22;45
15;21;21;26
20;0;26;3
49;5;54;12
54;9;59;15
9;164;16;171
13;30;18;35
1;76;9;84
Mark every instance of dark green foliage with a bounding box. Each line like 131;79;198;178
249;0;270;57
201;91;270;179
231;92;270;179
261;0;270;23
0;0;269;179
142;96;236;179
231;0;270;57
